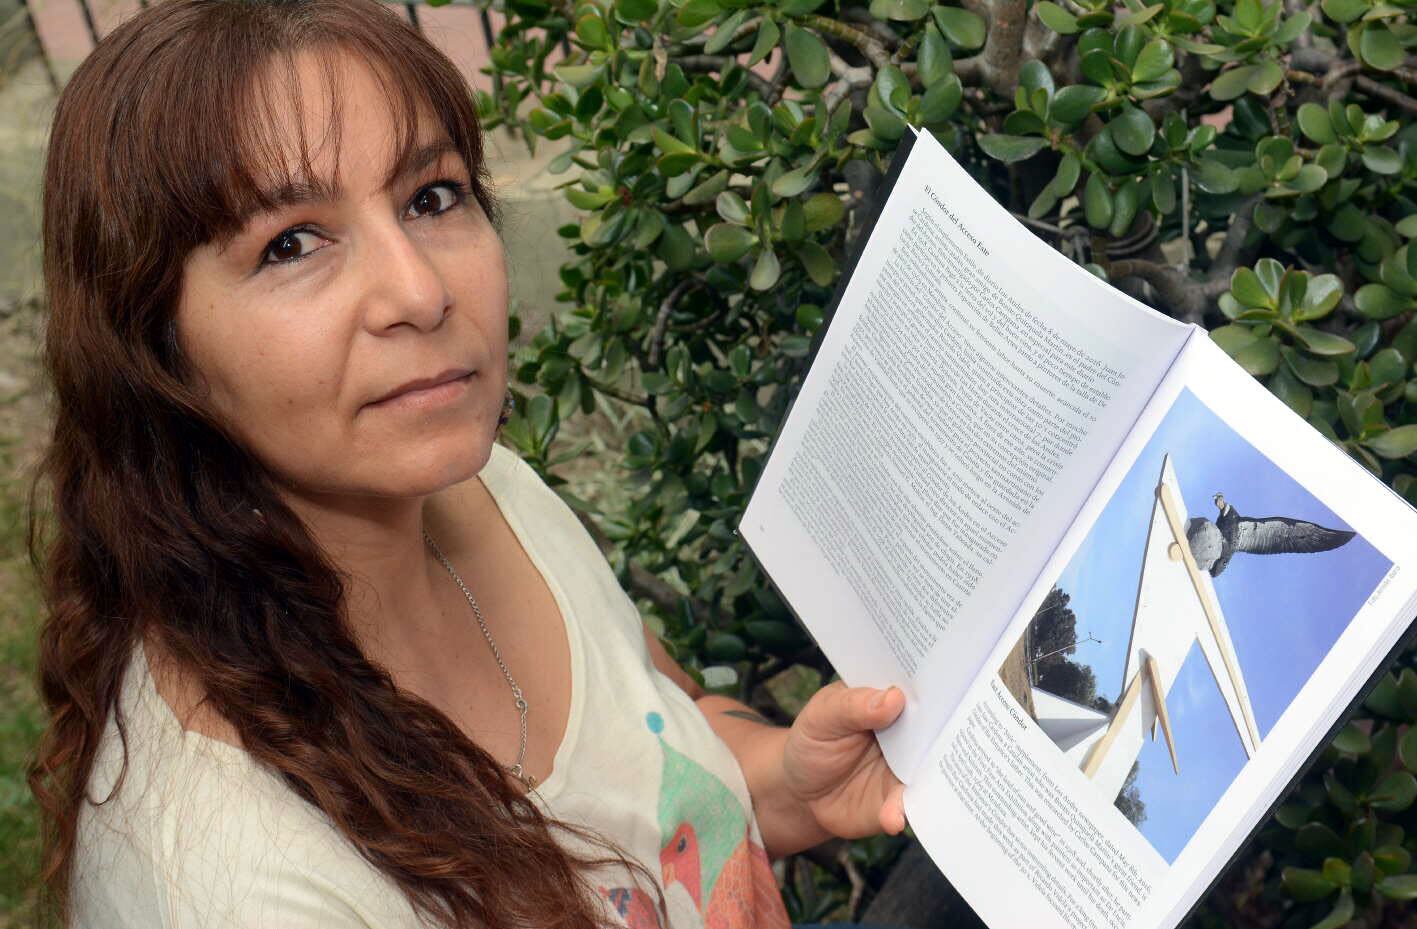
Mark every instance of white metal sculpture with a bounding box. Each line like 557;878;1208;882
1032;454;1261;802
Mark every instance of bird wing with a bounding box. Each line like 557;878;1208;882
1232;516;1356;556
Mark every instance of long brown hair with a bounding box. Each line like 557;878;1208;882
28;2;653;927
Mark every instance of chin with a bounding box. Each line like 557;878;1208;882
397;423;499;497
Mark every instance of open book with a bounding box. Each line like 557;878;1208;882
738;125;1417;929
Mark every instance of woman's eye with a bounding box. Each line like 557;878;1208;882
406;181;466;219
261;229;323;266
257;179;473;270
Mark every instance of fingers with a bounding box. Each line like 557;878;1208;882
879;782;908;835
798;681;907;741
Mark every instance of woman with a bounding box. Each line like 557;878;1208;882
27;1;908;927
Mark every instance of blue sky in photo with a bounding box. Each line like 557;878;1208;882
1051;388;1391;863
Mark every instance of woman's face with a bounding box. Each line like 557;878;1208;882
176;51;508;504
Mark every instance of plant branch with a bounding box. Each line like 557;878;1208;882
802;14;891;69
840;6;903;50
1354;75;1417;116
582;373;650;407
1106;197;1260;324
980;0;1028;94
648;278;695;370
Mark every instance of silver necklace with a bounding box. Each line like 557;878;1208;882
423;529;534;790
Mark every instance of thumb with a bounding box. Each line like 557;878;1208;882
798;683;906;742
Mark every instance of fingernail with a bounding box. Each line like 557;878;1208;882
871;689;888;710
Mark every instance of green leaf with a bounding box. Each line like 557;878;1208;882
1109;179;1140;237
1298;102;1337;144
1084;173;1113;229
717;190;750;224
1310;888;1355;929
1212;323;1260;354
803;192;846;231
657;224;695;271
1236;336;1281;375
1232;267;1274;308
1362;145;1402;175
1111;107;1157;156
1195;159;1239;194
876;64;911;114
919;74;964;124
575;12;612;49
704;223;757;262
1132;39;1174;83
784;24;830;88
772;167;815;198
1293;326;1356;356
1360;24;1404;70
1081;49;1118;85
1028;185;1059;219
869;0;930;18
1020;59;1055;97
704;9;748;52
653;126;695;157
704;631;747;661
796;302;824;330
682;169;728;206
1400;726;1417;772
1329;203;1368;243
917;25;954;87
748;17;781;66
1287;164;1328;194
1297;821;1350;858
1322;0;1366;22
1282;867;1338;903
1255;258;1285;302
1369;770;1417;810
615;0;658;21
1270;365;1313;415
1284;347;1340;386
1050;85;1107;125
1035;0;1079;33
748;247;781;290
932;6;987;48
1376;844;1413;874
1355;283;1409;320
1248;60;1285;95
1366;425;1417;459
1377;875;1417;901
1211;65;1258;101
1053;152;1081;195
978;134;1049;163
795;240;836;286
1321;857;1352;888
1333;722;1371;754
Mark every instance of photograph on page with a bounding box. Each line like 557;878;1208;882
995;387;1391;863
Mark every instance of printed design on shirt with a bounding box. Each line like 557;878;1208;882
646;711;791;929
599;886;664;929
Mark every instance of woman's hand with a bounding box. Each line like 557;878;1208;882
782;681;908;838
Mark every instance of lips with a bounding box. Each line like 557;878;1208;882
365;367;473;408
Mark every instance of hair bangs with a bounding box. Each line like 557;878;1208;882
145;9;500;254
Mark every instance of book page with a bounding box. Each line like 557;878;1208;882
739;127;1191;777
904;330;1417;929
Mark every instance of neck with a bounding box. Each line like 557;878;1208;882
278;487;449;662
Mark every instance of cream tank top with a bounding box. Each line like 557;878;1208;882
72;443;792;929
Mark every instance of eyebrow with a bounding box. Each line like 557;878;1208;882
225;139;464;243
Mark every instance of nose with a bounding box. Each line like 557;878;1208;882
359;218;452;334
